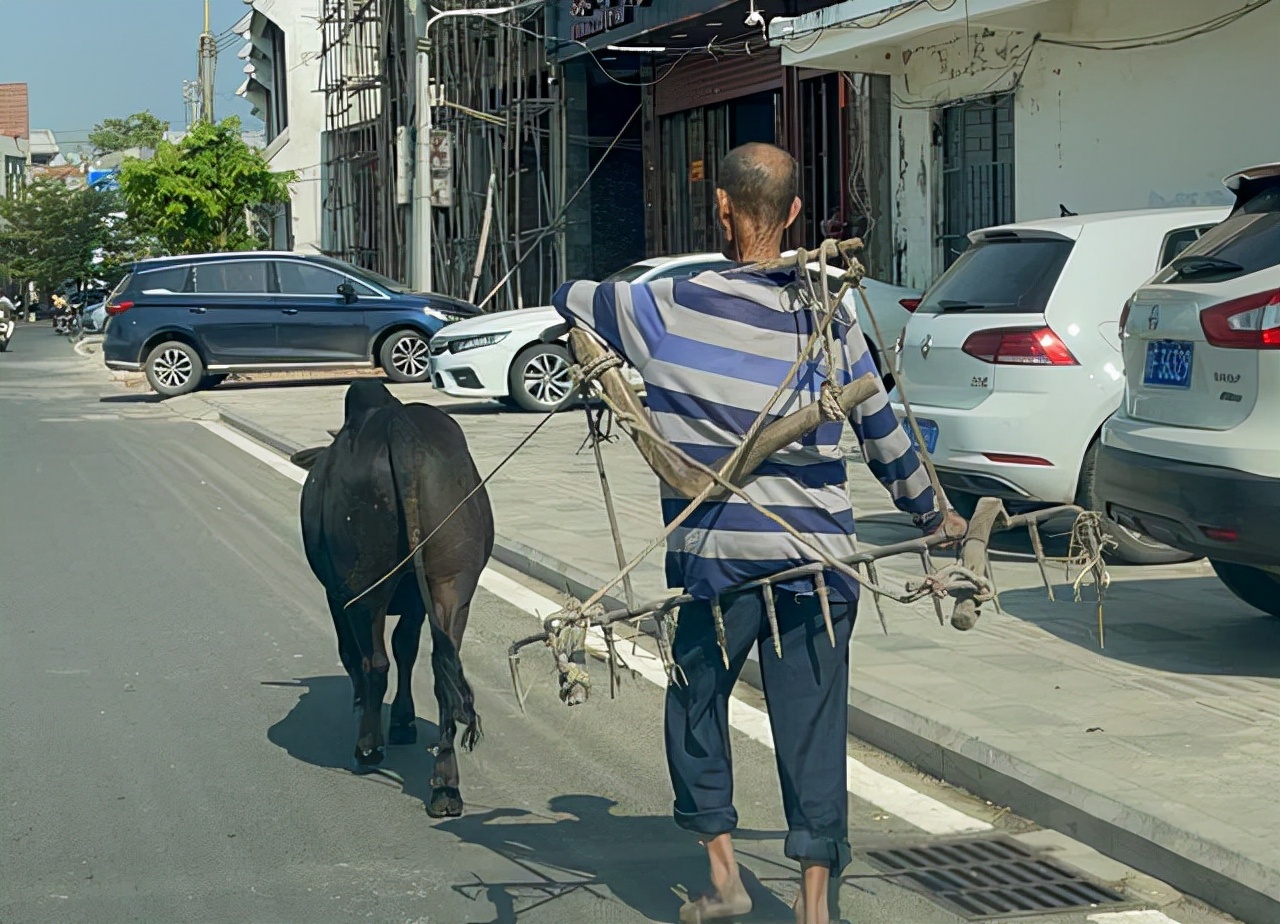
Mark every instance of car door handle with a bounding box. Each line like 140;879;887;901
281;308;299;315
188;306;206;314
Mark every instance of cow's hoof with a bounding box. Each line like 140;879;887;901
426;787;464;818
354;745;385;767
388;723;417;746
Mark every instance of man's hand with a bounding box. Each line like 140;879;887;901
915;508;968;548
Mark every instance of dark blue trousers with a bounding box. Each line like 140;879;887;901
664;587;854;875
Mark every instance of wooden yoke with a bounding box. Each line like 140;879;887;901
567;327;878;501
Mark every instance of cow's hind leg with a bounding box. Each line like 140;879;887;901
326;592;364;711
388;579;425;746
423;574;481;819
347;603;391;769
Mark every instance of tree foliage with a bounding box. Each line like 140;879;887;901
89;111;170;155
0;179;123;294
118;117;295;254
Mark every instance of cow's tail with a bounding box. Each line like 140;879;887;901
387;418;482;753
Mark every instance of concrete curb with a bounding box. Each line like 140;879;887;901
206;409;1276;924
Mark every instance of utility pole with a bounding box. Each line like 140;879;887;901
196;0;217;123
412;3;535;295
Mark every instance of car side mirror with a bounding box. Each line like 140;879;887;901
337;282;358;304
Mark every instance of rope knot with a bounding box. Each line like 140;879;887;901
544;603;600;706
571;352;624;389
819;380;845;422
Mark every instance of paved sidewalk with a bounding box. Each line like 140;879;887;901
158;377;1279;923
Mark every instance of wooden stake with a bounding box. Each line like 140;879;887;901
711;597;729;669
815;571;836;648
762;583;782;657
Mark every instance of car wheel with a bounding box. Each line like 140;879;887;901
1077;441;1198;566
144;341;203;398
508;343;577;412
199;373;228;390
380;329;432;383
1210;561;1280;617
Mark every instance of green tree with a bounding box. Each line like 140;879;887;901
0;179;121;296
118;117;295;254
89;111;170;155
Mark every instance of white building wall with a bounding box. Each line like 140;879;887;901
240;0;324;254
786;0;1280;289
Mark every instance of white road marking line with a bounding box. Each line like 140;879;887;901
198;421;307;485
201;420;992;837
1088;912;1185;924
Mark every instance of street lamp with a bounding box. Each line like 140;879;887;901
413;2;541;295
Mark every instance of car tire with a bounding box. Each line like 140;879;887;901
380;329;432;383
508;343;578;413
144;341;204;398
199;373;228;390
1077;441;1198;566
1210;561;1280;617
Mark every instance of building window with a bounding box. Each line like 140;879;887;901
939;93;1015;267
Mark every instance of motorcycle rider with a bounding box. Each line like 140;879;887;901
0;292;15;351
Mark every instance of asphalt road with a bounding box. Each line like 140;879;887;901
0;326;1234;924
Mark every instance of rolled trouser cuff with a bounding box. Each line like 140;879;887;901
785;830;852;875
674;803;739;838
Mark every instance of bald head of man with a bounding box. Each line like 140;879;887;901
714;142;802;263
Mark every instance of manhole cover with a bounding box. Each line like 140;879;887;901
859;835;1127;919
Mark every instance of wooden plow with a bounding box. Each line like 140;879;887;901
501;237;1114;708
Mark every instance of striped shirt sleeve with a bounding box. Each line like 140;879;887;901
842;321;938;517
551;280;667;371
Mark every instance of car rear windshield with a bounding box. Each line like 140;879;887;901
1152;183;1280;283
916;237;1074;314
603;262;658;283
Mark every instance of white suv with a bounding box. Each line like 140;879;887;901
889;207;1227;563
1097;164;1280;616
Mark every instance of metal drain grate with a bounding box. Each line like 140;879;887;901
860;835;1128;919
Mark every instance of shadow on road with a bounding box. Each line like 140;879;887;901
437;795;793;924
264;674;444;810
997;577;1280;678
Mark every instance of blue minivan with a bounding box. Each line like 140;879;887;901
102;252;479;397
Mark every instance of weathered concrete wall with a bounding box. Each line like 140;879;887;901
793;0;1280;289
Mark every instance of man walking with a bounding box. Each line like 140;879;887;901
551;142;960;924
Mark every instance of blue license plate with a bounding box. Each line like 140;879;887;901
1143;340;1194;389
903;417;939;454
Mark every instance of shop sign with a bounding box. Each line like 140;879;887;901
570;0;653;42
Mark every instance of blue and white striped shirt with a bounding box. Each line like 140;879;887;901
552;265;936;603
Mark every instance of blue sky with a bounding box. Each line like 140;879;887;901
0;0;257;145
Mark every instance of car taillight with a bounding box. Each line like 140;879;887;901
961;327;1079;365
1200;288;1280;349
900;298;921;313
105;300;134;316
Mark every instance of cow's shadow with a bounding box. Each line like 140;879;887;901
436;796;796;924
265;674;443;809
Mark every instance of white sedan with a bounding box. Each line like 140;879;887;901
429;252;920;412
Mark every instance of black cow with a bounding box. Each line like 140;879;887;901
291;379;494;817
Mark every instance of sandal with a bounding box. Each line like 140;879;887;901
677;876;753;923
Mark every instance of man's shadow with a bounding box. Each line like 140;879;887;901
438;795;796;924
264;674;443;808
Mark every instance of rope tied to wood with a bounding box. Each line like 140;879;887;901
544;600;602;706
